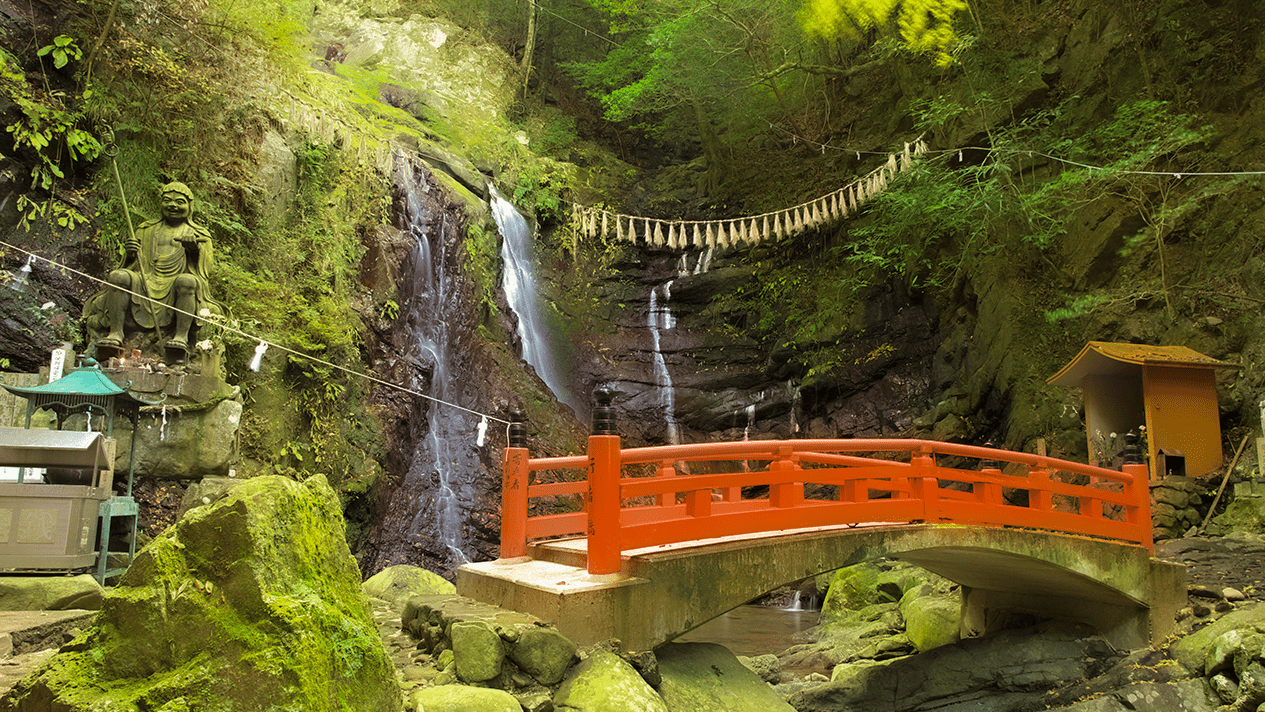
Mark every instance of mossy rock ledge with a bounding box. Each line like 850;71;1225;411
0;475;402;712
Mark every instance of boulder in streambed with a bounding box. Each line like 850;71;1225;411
656;642;794;712
787;624;1119;712
409;685;522;712
0;475;402;712
553;649;667;712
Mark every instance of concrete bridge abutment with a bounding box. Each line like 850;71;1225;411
457;523;1185;652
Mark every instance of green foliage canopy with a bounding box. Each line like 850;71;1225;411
566;0;806;144
798;0;969;66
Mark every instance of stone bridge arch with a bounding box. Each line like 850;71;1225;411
458;523;1185;652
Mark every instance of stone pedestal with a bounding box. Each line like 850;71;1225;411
90;370;240;480
1233;481;1265;499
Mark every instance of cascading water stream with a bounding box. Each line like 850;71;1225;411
491;185;582;414
648;282;681;444
374;155;483;574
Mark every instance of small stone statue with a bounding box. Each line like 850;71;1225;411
84;181;221;356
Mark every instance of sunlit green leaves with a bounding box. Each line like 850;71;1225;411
36;35;81;69
566;0;805;142
798;0;968;66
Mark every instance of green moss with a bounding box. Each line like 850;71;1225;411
5;476;401;712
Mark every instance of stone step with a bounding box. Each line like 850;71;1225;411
0;610;95;696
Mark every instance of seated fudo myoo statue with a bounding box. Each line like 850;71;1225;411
84;181;222;356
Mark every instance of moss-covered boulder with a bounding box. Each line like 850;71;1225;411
409;685;522;712
0;575;103;611
899;590;961;653
0;475;402;712
656;643;794;712
452;620;505;682
819;564;885;626
553;650;667;712
362;564;456;606
1205;499;1265;537
509;627;578;685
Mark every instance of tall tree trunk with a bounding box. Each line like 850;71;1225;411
695;101;728;197
521;0;538;102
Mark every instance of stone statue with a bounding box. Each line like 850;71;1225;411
84;181;221;354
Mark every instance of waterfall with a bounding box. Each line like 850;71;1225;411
491;185;582;414
376;155;481;574
783;591;820;611
693;246;714;275
789;382;802;434
648;282;681;444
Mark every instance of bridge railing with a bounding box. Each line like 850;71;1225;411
500;419;1152;575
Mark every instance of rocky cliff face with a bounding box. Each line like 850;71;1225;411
547;0;1265;472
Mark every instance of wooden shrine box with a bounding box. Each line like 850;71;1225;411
0;428;114;570
1048;342;1240;479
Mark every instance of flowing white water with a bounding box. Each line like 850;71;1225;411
648;282;681;444
396;157;475;569
491;185;582;414
789;382;802;434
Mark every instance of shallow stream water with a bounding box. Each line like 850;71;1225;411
675;605;818;661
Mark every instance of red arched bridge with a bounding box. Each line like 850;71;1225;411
456;423;1185;652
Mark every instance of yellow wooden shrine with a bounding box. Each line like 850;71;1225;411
1048;342;1240;479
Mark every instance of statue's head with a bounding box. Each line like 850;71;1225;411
160;182;194;222
161;182;195;201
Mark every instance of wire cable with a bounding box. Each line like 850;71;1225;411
0;239;512;426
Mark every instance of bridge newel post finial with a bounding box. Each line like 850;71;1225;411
500;408;531;560
592;387;617;435
508;409;528;449
588;387;623;575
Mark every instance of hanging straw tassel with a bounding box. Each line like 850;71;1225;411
651;221;663;246
747;219;758;243
602;211;609;238
666;223;676;249
628;218;638;243
692;223;702;247
705;223;716;247
617;215;624;242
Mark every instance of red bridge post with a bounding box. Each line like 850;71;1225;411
588;389;623;574
1123;462;1152;552
911;446;939;521
500;409;529;559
